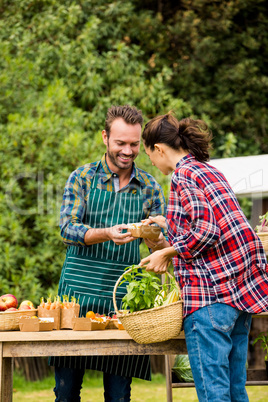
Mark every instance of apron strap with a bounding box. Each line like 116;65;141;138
91;161;101;190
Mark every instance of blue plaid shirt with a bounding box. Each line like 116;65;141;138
60;154;166;245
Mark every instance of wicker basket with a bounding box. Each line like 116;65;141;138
257;232;268;253
113;268;183;344
0;309;38;331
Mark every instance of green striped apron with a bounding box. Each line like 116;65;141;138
50;162;151;380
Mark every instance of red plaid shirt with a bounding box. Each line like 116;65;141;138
167;154;268;317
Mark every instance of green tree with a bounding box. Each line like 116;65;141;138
0;0;267;303
134;0;268;156
0;0;192;302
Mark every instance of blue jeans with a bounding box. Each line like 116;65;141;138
183;303;252;402
54;366;132;401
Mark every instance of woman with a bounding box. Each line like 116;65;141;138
140;113;268;402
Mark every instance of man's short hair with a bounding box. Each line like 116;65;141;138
105;105;143;135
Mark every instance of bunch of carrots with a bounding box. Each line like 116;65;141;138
39;295;79;310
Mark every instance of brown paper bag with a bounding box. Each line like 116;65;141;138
72;317;107;331
106;318;118;329
19;317;54;332
60;304;80;329
37;306;61;330
19;317;39;332
127;223;161;240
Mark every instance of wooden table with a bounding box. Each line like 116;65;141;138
1;315;267;401
0;329;187;401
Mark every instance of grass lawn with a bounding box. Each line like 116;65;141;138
13;370;268;401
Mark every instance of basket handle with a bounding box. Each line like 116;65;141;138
112;266;181;317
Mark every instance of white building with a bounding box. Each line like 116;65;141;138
209;154;268;227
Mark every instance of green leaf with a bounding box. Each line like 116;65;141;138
172;355;194;383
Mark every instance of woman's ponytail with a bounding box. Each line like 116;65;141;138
142;113;212;162
178;118;212;162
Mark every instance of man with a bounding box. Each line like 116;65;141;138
51;105;166;401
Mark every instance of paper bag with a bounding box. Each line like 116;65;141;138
38;306;61;330
60;304;80;329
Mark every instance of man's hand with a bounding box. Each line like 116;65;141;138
84;224;135;245
107;224;135;245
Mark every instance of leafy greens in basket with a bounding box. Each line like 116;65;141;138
119;265;179;313
255;212;268;233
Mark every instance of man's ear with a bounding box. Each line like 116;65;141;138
102;130;108;146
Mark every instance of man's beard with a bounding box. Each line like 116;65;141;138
106;147;135;170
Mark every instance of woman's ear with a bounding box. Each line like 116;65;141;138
154;143;164;155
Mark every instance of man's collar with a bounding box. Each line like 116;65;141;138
100;154;145;184
100;154;112;178
133;163;146;184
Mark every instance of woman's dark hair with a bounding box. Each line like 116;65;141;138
142;113;213;162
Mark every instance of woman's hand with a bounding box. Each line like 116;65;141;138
139;250;170;273
142;215;167;230
139;246;178;273
143;232;170;251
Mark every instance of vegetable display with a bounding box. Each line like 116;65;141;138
39;295;79;310
255;212;268;233
119;265;180;313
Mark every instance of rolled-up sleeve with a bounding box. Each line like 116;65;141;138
168;181;221;261
60;171;91;246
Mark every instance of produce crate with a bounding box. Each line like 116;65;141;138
0;309;38;331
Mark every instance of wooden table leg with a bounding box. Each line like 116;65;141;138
3;357;13;402
0;343;13;402
0;342;3;402
165;355;173;402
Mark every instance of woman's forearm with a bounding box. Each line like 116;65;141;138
161;246;178;258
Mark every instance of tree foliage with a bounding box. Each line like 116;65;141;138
134;0;268;155
0;0;267;302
